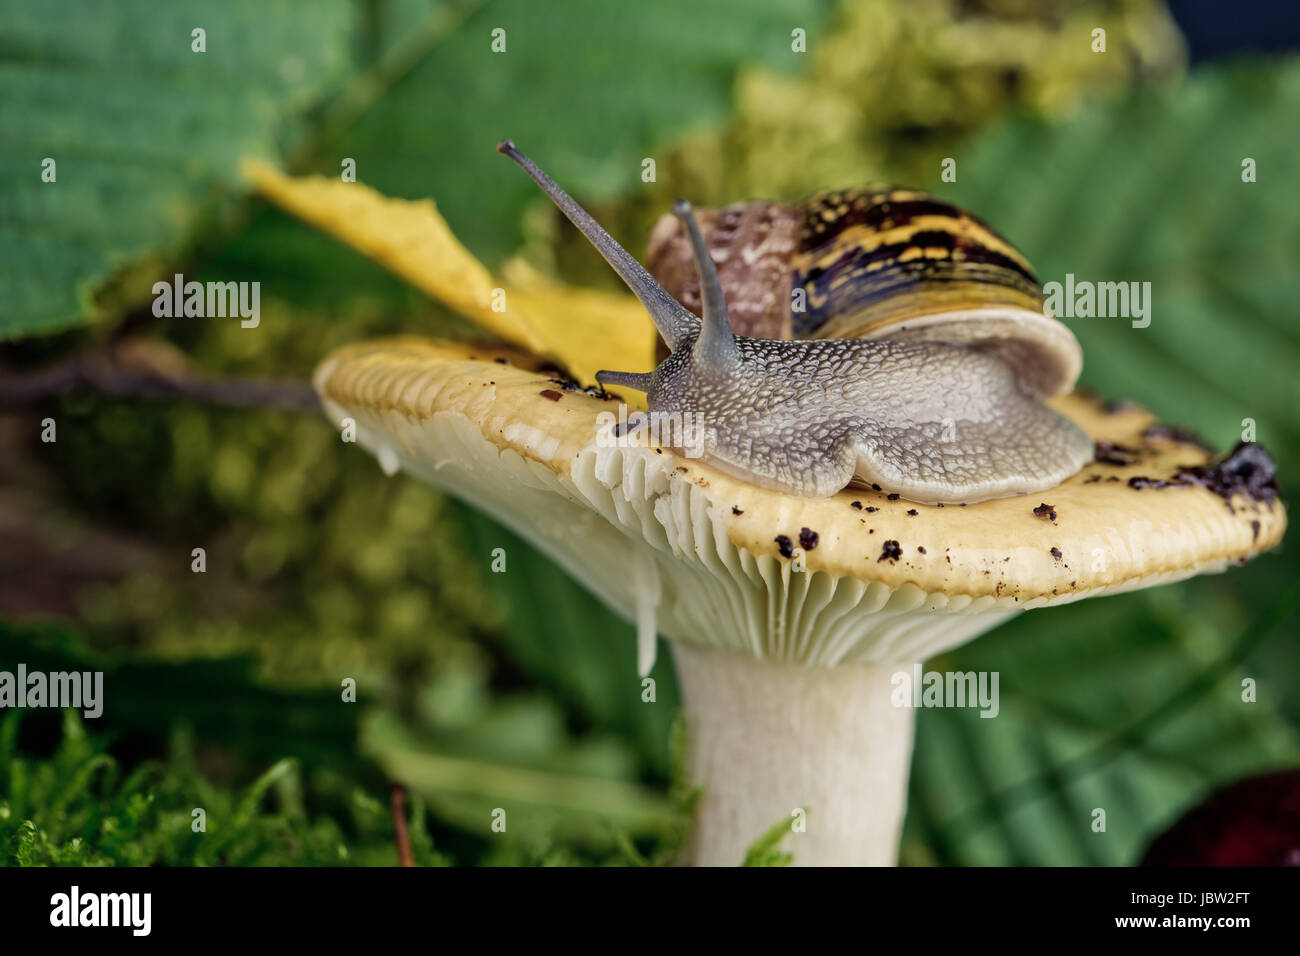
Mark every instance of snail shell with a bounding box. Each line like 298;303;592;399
645;187;1081;396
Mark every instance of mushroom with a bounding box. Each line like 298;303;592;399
314;336;1285;865
285;144;1287;865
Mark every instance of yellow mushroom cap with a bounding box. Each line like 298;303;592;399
315;337;1286;667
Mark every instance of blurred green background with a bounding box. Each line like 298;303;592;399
1;0;1296;865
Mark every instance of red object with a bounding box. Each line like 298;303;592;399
1141;769;1300;866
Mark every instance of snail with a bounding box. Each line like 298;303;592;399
497;140;1093;504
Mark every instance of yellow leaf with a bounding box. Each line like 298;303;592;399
240;158;657;388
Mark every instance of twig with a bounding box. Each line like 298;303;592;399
0;343;320;413
390;782;416;867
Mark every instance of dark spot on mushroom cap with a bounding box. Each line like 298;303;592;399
544;373;618;400
1050;547;1063;561
878;540;902;563
906;508;918;516
612;415;645;438
493;357;510;364
1084;474;1102;484
1094;441;1139;466
1128;475;1183;491
851;501;863;510
732;506;744;516
1179;441;1279;504
1251;519;1260;542
865;506;878;513
871;483;882;491
887;493;900;501
1033;502;1058;522
799;527;819;551
539;389;563;402
775;535;794;558
1143;423;1214;452
917;546;927;554
1103;396;1142;415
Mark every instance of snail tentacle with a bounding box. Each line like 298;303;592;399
595;369;655;392
497;140;697;350
672;200;739;371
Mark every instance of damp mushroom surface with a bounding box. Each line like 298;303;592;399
314;336;1285;866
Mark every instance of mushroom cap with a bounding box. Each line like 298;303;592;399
315;337;1286;667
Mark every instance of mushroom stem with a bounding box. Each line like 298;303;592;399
670;641;916;867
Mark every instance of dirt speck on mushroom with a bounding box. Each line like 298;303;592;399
1178;442;1279;504
1095;441;1139;466
878;540;902;563
1142;423;1212;451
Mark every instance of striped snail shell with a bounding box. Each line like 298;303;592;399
645;187;1081;396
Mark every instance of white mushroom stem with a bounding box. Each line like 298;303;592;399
670;641;916;867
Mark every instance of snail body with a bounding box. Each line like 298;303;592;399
497;141;1092;504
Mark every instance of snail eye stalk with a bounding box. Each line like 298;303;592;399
672;200;738;370
595;369;654;392
497;140;696;351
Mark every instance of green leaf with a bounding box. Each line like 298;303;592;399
741;813;796;867
300;0;837;263
945;60;1300;467
900;59;1300;868
452;504;682;778
1;0;355;337
0;618;362;770
359;708;671;845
